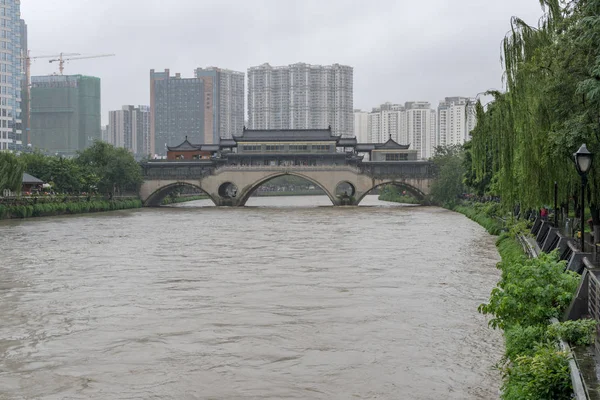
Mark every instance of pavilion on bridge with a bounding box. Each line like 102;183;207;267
165;127;419;166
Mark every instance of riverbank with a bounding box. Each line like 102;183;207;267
455;202;591;399
0;198;142;220
451;203;504;235
377;185;421;205
162;195;209;205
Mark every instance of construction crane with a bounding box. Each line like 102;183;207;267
49;53;115;75
20;52;80;144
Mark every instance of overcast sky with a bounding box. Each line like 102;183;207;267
22;0;545;124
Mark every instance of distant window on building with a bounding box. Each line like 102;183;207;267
386;153;408;161
313;145;329;152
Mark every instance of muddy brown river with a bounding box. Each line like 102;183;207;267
0;195;502;399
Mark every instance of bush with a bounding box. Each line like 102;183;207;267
479;251;579;329
548;319;597;347
502;345;572;400
0;199;142;220
504;324;548;361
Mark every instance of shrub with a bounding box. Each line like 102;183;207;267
548;319;597;347
504;324;548;361
479;252;579;329
501;345;572;400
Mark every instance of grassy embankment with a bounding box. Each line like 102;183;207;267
0;197;142;220
377;185;422;205
453;202;594;399
161;195;209;205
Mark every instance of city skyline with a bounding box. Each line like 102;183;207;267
20;0;545;126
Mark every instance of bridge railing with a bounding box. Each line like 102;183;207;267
214;164;363;174
140;160;435;180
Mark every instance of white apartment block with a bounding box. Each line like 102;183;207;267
108;105;151;156
0;1;23;151
353;109;369;143
406;101;435;160
247;63;354;137
437;97;476;147
367;103;407;144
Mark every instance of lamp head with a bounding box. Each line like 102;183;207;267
574;144;594;176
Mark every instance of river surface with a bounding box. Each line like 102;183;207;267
0;196;502;399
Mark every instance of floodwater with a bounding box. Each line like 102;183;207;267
0;195;502;399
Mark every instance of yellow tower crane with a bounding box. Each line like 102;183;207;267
49;53;116;75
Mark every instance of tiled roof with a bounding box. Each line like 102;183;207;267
23;173;43;184
167;138;200;151
234;128;338;142
373;138;410;150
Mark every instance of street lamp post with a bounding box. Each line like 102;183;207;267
574;144;594;251
554;181;558;227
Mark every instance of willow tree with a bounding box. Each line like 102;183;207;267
469;0;600;220
0;152;24;194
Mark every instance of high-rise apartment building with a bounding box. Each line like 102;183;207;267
367;103;407;144
20;18;27;146
437;97;476;147
108;105;150;156
0;1;24;151
101;124;109;143
150;69;209;156
247;63;353;137
151;68;242;155
195;67;244;140
30;75;101;154
406;101;436;160
353;109;369;143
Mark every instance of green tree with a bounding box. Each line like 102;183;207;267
0;152;24;193
429;145;466;206
19;152;98;194
76;141;142;195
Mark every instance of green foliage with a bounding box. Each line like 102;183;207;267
548;319;597;346
467;0;600;212
501;345;572;400
162;195;209;205
504;324;548;361
496;233;527;265
18;142;141;195
20;152;99;194
0;199;142;220
77;141;142;194
429;145;465;207
0;152;24;193
479;252;579;329
452;204;504;235
378;185;421;205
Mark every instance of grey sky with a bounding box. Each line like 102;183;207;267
22;0;545;124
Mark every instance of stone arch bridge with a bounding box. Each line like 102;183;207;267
139;161;435;207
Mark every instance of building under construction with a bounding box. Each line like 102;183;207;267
30;75;101;154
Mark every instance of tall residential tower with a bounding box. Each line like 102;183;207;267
247;63;353;137
150;67;244;155
195;67;244;140
0;0;24;151
437;97;476;147
108;105;150;157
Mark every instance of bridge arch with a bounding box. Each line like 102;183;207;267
143;181;218;207
356;180;427;206
236;172;339;206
